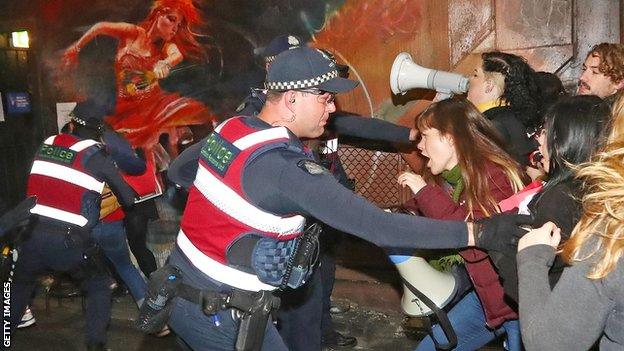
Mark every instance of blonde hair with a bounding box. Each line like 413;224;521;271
608;91;624;143
561;141;624;279
482;71;505;98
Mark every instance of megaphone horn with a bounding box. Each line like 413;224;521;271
389;255;457;317
390;52;469;96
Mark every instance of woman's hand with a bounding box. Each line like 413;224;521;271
397;171;427;194
517;222;561;252
153;60;172;79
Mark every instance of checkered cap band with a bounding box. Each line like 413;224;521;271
265;55;277;63
265;69;339;91
70;113;87;126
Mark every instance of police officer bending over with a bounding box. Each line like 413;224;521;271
154;47;523;351
10;101;136;351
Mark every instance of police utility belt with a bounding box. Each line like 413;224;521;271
135;223;321;351
184;222;322;311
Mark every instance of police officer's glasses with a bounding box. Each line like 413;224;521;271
296;88;336;105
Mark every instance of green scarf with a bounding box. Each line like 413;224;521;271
441;164;463;203
431;164;465;271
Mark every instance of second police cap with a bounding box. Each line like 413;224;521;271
70;99;107;127
261;34;302;64
265;47;358;93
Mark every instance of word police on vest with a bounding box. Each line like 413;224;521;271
201;132;240;176
38;144;76;164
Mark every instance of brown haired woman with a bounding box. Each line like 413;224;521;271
397;97;525;350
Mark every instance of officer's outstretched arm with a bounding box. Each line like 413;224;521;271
244;151;470;250
101;130;146;175
328;113;414;144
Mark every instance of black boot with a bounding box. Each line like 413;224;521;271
321;331;357;349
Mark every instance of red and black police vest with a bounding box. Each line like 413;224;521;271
27;134;105;227
177;117;306;291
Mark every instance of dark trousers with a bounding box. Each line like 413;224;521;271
277;269;324;351
167;248;288;351
319;248;336;336
277;228;341;351
124;201;157;277
9;222;112;346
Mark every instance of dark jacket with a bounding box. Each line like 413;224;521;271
484;106;535;167
404;162;518;327
490;180;582;303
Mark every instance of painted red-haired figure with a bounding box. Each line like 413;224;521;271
61;0;216;285
63;0;215;154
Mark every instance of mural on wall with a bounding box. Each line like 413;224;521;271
1;0;583;204
42;0;434;136
61;0;217;155
32;0;434;202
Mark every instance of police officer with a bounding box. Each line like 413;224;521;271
160;46;511;351
10;100;136;350
174;36;418;350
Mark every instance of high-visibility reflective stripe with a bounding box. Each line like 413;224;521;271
320;138;339;154
214;119;288;150
30;204;88;227
70;139;99;151
177;230;276;292
194;164;305;236
43;136;99;151
31;160;105;193
214;117;236;133
214;118;232;133
232;127;289;150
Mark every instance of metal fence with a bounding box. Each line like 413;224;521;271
338;145;411;207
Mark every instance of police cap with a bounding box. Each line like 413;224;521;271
259;34;302;64
70;100;106;128
265;47;358;93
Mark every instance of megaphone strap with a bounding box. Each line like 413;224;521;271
401;277;458;350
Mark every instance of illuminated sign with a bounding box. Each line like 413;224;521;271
11;31;29;49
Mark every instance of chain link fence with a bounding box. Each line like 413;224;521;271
338;145;412;207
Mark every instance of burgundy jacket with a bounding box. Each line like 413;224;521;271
403;162;518;327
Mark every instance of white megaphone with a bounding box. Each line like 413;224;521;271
390;52;469;96
389;255;457;317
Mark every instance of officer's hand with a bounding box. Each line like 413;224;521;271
0;196;36;235
474;214;533;253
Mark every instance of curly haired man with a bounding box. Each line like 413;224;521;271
578;43;624;99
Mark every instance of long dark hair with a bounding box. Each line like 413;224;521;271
540;95;611;194
417;97;523;218
482;52;541;130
